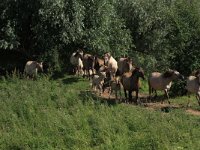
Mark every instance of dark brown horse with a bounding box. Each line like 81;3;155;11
121;67;145;104
82;53;95;79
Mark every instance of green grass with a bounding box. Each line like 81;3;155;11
1;75;200;150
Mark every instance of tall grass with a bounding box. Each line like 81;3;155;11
1;75;200;149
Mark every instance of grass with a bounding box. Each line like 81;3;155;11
1;75;200;150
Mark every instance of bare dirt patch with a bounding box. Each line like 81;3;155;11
93;89;200;116
143;102;180;109
186;109;200;116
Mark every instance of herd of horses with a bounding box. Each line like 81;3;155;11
3;49;199;107
70;49;200;106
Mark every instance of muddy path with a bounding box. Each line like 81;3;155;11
92;89;200;116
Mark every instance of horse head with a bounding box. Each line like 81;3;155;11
132;67;145;80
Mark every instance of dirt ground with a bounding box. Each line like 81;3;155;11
94;89;200;116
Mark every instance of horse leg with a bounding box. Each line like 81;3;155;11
148;80;152;102
124;89;127;103
196;92;200;106
186;92;191;108
75;66;78;75
102;84;105;93
82;69;86;78
77;66;80;76
99;85;103;96
78;67;82;76
164;89;170;104
115;90;118;100
108;88;112;99
92;83;96;91
111;71;115;81
135;89;139;104
119;89;122;103
128;91;132;104
89;69;94;80
153;89;157;99
87;69;90;80
149;88;152;102
92;69;95;77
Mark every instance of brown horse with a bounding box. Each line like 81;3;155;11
121;67;145;104
82;53;95;79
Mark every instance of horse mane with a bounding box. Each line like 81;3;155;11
163;70;174;78
192;69;200;77
127;57;132;63
74;52;79;57
131;67;140;76
104;52;111;58
87;55;94;62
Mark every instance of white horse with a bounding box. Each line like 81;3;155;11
148;69;183;104
24;61;43;78
70;49;84;76
104;52;118;80
186;75;200;106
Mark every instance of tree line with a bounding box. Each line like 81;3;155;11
0;0;200;75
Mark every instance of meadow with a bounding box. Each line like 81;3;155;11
1;75;200;150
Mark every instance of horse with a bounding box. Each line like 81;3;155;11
185;74;200;106
148;69;184;104
117;57;133;75
70;49;84;76
121;67;145;104
24;61;43;78
104;52;118;80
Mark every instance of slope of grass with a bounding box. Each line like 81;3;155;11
1;75;200;150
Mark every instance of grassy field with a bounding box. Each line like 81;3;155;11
1;75;200;150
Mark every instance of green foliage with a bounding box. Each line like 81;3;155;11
168;0;200;75
116;0;200;73
0;0;133;71
82;0;132;56
116;0;174;70
1;0;200;75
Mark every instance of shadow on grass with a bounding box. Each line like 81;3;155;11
147;95;168;103
79;90;117;106
50;71;66;80
79;90;200;114
133;94;185;113
79;90;173;107
61;77;80;85
50;71;82;85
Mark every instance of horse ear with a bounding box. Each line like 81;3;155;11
194;69;200;77
77;49;83;55
74;52;79;57
107;52;111;57
129;58;133;63
127;57;132;62
135;67;140;70
168;68;175;72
